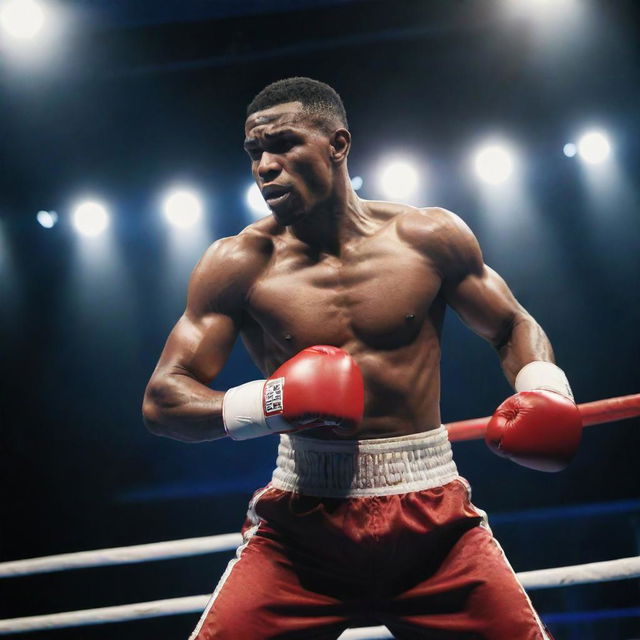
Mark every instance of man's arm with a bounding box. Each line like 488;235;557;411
142;231;365;443
422;208;581;471
142;234;263;442
435;210;554;385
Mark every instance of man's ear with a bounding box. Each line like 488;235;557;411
330;128;351;164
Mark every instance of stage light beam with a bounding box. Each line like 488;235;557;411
577;131;611;165
0;0;45;40
162;188;203;229
36;210;57;229
245;183;271;218
379;160;419;200
72;201;109;237
473;145;514;185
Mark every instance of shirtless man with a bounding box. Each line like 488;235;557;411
143;77;582;639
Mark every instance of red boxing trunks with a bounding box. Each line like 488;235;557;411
190;427;553;639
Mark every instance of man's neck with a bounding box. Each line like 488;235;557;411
289;176;369;257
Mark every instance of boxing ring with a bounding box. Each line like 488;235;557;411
2;393;639;637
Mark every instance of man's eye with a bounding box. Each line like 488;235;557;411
269;140;293;154
248;150;262;161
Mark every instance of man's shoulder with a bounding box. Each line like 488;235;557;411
240;214;283;241
393;205;474;250
387;205;482;281
192;218;281;293
202;217;278;264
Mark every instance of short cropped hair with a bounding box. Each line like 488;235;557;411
247;77;348;133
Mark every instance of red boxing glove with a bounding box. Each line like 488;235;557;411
223;345;365;440
485;390;582;472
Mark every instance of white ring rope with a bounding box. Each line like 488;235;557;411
0;596;210;635
515;556;640;589
0;534;243;578
0;556;638;635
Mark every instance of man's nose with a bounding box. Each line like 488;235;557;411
257;152;281;180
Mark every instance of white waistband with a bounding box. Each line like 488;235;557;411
271;426;459;497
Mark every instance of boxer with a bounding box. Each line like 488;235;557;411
143;77;581;639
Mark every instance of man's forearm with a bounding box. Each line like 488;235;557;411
497;313;555;388
488;312;580;472
142;373;227;442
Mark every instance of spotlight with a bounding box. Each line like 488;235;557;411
162;188;203;229
245;183;271;218
473;144;514;185
36;210;57;228
0;0;45;40
72;201;109;237
577;131;611;165
379;160;419;199
519;0;560;8
563;143;577;158
508;0;579;19
351;176;363;191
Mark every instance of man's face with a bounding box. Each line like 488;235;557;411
244;102;335;226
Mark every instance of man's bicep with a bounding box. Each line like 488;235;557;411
151;237;250;384
444;265;525;347
154;309;239;385
429;210;525;346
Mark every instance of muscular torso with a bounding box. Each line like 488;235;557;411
238;202;449;439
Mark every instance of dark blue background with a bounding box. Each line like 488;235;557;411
1;1;639;638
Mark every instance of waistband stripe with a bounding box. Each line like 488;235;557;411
271;426;459;497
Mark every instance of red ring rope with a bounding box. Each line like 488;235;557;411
445;393;640;442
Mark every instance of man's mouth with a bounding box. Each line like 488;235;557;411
262;184;291;208
266;192;291;208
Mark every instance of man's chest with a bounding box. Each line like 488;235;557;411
246;239;442;349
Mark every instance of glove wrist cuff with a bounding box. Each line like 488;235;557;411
515;361;574;401
222;379;290;440
222;380;269;440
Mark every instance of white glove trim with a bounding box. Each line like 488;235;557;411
222;379;290;440
515;361;574;401
222;380;268;441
